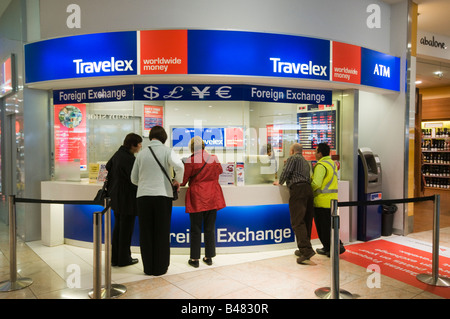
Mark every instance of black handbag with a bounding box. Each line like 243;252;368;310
94;179;108;204
149;146;178;201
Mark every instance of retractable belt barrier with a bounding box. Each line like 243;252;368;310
0;195;127;299
315;194;450;299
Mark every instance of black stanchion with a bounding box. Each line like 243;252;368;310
314;195;446;299
315;199;353;299
416;194;450;287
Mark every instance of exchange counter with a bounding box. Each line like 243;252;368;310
41;180;350;253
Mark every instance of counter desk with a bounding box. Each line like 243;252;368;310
41;180;349;253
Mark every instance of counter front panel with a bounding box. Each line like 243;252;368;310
63;203;298;248
42;181;350;252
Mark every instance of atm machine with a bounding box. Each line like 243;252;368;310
357;148;383;241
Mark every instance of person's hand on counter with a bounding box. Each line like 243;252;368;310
273;180;280;186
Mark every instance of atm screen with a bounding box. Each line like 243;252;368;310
364;154;378;174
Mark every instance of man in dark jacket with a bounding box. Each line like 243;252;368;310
106;133;142;267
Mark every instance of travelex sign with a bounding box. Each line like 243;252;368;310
54;84;332;105
25;29;400;91
25;31;137;82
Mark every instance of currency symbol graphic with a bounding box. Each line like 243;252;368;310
143;86;160;100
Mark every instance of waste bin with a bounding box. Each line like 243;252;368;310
381;204;397;236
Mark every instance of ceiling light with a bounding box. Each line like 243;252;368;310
415;80;422;84
434;71;444;78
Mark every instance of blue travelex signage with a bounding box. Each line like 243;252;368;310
25;29;400;92
187;30;330;80
172;127;225;148
25;31;137;83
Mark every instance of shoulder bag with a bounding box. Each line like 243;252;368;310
94;178;108;204
149;146;178;201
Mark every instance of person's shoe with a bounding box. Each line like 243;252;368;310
118;258;139;267
296;250;316;264
316;247;329;255
203;257;213;266
325;246;346;257
188;259;199;268
294;250;301;257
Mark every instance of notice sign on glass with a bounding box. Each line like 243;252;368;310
297;104;337;151
143;105;163;137
54;104;87;170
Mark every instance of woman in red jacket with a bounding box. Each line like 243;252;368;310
181;136;226;267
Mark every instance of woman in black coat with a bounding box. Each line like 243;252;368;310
106;133;142;267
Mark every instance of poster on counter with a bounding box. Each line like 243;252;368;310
236;162;245;186
143;105;163;137
54;104;87;170
219;162;235;185
97;162;108;182
88;163;100;183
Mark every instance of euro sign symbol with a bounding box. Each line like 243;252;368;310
216;86;232;99
143;86;159;100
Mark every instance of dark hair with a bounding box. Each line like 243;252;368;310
123;133;143;149
317;142;330;156
149;125;167;144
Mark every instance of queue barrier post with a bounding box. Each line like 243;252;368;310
89;211;103;299
315;199;353;299
103;197;127;298
0;195;33;292
416;194;450;287
89;198;127;299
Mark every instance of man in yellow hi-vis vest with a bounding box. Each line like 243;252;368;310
311;143;345;257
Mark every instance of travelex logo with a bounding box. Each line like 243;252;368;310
73;57;133;74
270;57;328;77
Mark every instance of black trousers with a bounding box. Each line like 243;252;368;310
111;211;136;266
314;207;344;252
288;183;315;256
189;210;217;260
137;196;172;276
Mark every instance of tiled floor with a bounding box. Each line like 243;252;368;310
1;221;449;301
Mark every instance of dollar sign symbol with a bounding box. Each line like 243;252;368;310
144;86;160;100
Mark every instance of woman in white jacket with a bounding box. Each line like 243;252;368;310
131;126;184;276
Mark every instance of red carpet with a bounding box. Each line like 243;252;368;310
341;239;450;299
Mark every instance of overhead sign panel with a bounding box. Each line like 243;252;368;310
360;47;401;91
140;30;188;74
25;31;137;83
187;30;330;81
24;29;400;91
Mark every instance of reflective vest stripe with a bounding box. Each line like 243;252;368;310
314;160;338;194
